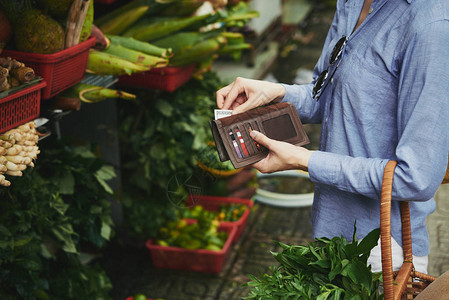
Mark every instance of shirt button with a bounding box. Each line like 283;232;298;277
331;78;334;84
369;7;373;14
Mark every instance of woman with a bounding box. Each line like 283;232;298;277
216;0;449;273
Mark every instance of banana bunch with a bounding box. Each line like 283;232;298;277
86;34;170;76
0;122;40;187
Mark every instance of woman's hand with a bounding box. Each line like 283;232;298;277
216;77;286;114
249;130;312;173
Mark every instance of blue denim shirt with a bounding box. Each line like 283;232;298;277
282;0;449;256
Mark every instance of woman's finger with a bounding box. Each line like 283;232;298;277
232;98;256;115
216;83;233;108
222;78;245;110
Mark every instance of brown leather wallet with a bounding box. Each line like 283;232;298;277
209;102;309;169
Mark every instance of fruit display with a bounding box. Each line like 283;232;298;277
87;0;257;77
0;0;93;53
14;9;65;54
0;122;40;187
157;208;228;251
181;203;247;222
0;57;35;92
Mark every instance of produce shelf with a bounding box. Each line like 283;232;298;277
0;80;46;134
117;64;195;92
146;223;236;273
1;37;95;100
186;195;253;244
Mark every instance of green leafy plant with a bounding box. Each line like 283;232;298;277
0;140;114;299
118;71;223;239
244;224;383;300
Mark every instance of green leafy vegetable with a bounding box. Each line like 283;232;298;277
119;71;223;239
244;226;383;300
0;141;115;299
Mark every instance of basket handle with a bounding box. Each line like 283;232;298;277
380;161;415;300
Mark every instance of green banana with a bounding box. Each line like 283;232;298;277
126;14;211;42
169;37;224;67
87;50;150;76
60;83;136;103
103;43;168;68
99;6;150;35
152;30;222;54
94;0;177;27
107;35;172;58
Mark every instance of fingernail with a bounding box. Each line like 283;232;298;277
250;130;258;138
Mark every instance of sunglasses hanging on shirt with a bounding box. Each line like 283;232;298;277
312;35;348;101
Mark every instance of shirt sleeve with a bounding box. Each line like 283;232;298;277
280;0;344;124
308;20;449;202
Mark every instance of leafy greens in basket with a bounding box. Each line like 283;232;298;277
244;224;383;300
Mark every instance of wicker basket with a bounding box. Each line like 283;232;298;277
441;153;449;184
380;161;436;299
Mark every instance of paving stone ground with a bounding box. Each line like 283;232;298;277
101;204;314;300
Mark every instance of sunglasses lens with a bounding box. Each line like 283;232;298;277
313;70;328;99
329;36;347;64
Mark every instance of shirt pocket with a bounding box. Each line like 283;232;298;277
340;55;397;127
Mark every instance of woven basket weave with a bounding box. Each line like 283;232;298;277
380;161;436;299
441;153;449;184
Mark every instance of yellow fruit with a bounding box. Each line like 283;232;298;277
133;293;147;300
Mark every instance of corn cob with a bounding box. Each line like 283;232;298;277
94;0;175;28
220;32;245;44
169;36;225;67
126;14;211;42
152;30;222;54
218;43;252;54
104;43;168;68
121;17;161;38
158;0;203;17
100;6;150;35
107;35;172;58
86;50;150;76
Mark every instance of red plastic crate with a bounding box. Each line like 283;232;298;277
186;195;254;244
0;37;95;100
118;64;195;92
0;81;46;134
146;223;236;274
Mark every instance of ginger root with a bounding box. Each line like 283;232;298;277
10;67;35;83
0;58;34;91
0;57;25;70
0;76;10;92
